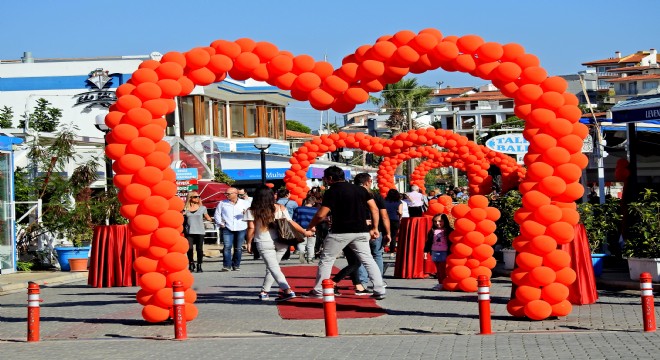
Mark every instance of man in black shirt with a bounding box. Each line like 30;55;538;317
305;166;386;299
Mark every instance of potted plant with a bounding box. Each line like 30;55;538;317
16;125;123;271
577;197;622;277
624;188;660;281
494;190;521;269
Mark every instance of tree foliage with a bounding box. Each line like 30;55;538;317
19;98;62;132
369;78;433;136
0;106;14;128
286;120;311;134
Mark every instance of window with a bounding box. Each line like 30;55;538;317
181;97;194;134
618;83;627;94
230;105;245;137
246;105;257;137
629;82;637;95
643;81;659;90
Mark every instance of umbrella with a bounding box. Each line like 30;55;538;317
198;180;229;210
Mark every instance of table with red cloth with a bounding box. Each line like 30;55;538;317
560;223;598;305
394;216;437;279
88;225;138;288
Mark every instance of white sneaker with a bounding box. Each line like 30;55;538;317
299;252;307;263
432;284;443;291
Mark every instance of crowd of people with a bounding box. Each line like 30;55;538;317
182;169;479;301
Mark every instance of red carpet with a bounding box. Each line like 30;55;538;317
276;265;386;320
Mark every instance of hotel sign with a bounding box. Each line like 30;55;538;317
73;68;117;109
485;133;529;154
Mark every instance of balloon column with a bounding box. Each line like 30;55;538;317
107;29;585;321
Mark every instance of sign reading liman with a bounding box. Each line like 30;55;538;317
485;133;529;154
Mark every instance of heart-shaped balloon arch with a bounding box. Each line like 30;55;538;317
104;29;587;322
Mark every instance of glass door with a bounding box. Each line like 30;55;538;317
0;152;14;273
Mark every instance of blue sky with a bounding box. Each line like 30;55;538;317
1;0;657;131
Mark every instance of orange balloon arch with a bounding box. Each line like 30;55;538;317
106;29;586;322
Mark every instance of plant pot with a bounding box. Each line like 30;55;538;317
628;257;660;282
54;246;91;272
68;258;89;272
591;253;607;277
502;249;516;270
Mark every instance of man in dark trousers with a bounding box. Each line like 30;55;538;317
304;166;386;300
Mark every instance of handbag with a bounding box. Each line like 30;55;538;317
274;217;304;246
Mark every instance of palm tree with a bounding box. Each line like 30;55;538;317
369;78;433;137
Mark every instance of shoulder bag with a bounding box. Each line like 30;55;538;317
274;207;304;246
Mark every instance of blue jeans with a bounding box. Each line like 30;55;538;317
358;233;384;286
222;228;246;269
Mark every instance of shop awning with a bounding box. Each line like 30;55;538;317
611;96;660;124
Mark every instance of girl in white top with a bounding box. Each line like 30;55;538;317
244;186;313;301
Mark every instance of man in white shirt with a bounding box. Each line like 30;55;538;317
214;187;250;271
406;185;425;217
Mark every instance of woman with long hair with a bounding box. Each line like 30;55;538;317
183;191;213;273
384;189;403;256
245;185;314;301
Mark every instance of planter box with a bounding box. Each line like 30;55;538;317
54;246;91;272
591;253;607;277
628;257;660;282
502;249;516;270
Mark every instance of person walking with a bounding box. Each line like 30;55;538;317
214;187;250;271
244;185;314;301
183;191;213;273
292;196;318;263
384;189;403;257
354;173;390;287
424;213;453;290
304;166;387;300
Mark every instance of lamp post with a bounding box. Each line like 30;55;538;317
340;150;354;180
254;137;271;184
95;113;114;225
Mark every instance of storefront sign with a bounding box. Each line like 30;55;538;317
73;68;117;109
485;133;529;154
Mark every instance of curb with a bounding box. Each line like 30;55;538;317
0;272;88;296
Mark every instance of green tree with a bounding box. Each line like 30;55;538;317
322;123;339;133
0;106;14;128
214;168;235;185
19;98;62;132
286;120;311;134
369;78;433;137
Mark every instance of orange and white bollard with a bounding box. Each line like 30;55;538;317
640;272;656;332
477;275;492;335
322;279;338;337
27;282;42;342
172;281;187;340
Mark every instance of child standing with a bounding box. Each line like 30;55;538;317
424;213;452;290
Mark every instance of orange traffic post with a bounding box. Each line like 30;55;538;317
172;281;187;340
27;282;42;342
322;279;338;337
477;275;492;335
640;272;656;332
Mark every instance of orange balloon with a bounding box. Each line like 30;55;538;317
507;298;526;317
533;205;563;225
142;304;170;323
134;256;159;274
463;231;485;247
541;282;570;304
554;267;577;286
150;287;174;308
153;227;183;248
475;219;496;235
516;252;543;271
170;236;190;253
158;210;184;229
138;196;169;216
528;235;558;255
551;300;573;317
166;270;194;289
160;252;188;273
472;244;495;261
451;243;473;257
145;152;171;170
131;68;159;85
140;271;167;293
451;203;471;218
131;214;159;234
524;300;553;321
136;288;153;305
458;277;478;292
543;249;571;270
448;265;471;281
126;137;156;157
129;234;151;250
528;266;557;287
134;166;164;187
454;218;476;233
116;154;146;174
515;285;541;303
546;222;575;244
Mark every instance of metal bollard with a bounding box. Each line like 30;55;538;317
477;275;492;335
322;279;338;337
640;272;656;332
27;282;42;342
172;281;187;340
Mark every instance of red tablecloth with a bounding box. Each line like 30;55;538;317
560;224;598;305
394;216;437;279
88;225;138;287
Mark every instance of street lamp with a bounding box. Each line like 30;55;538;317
340;149;354;166
254;137;271;184
95;113;114;225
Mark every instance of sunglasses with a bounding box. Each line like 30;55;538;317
191;196;200;199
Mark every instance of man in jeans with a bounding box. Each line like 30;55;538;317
304;166;386;300
354;173;390;291
214;187;250;271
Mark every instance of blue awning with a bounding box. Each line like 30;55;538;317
0;136;23;151
611;96;660;124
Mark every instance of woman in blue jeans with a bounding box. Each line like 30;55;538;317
245;186;314;301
